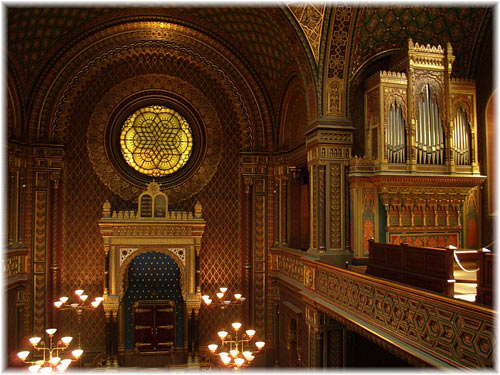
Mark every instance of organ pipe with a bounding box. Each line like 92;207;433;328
416;85;444;164
453;109;471;165
387;102;406;163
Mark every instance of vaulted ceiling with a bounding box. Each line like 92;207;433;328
8;5;493;140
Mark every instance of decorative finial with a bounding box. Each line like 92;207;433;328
103;201;111;218
195;201;203;218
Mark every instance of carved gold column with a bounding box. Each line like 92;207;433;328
274;161;289;248
306;125;352;266
31;145;64;334
305;305;326;368
241;154;268;341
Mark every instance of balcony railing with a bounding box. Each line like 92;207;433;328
270;248;495;368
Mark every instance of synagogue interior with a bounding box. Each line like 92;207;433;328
6;4;495;371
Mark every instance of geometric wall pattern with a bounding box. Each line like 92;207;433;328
286;2;326;63
349;7;489;79
61;45;243;351
123;252;184;349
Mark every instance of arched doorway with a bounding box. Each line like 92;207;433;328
123;251;185;351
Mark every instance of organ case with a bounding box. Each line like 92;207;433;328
349;39;485;262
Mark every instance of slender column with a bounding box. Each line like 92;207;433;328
105;311;112;366
49;172;62;328
280;175;289;247
188;309;193;353
112;311;119;367
243;178;253;326
194;309;200;352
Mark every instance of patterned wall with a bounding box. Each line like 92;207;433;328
61;46;242;352
123;252;184;349
349;7;490;79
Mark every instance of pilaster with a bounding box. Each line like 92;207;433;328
306;122;353;266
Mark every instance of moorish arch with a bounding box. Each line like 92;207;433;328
26;17;274;151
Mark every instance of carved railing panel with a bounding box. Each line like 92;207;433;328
271;248;494;368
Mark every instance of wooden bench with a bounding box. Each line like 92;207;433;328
367;239;454;296
476;249;493;306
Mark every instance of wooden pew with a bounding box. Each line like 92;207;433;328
367;239;455;296
476;249;494;306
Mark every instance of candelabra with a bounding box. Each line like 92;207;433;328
17;328;83;373
201;287;246;309
207;322;265;369
54;289;103;347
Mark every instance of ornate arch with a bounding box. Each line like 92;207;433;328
119;247;187;301
278;73;309;151
7;59;24;140
27;19;273;151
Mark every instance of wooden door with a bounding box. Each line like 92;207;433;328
134;301;175;352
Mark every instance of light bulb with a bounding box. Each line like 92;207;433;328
255;341;265;349
216;292;224;299
56;364;67;372
248;355;255;361
61;359;72;367
75;290;84;296
40;367;53;374
61;337;73;345
205;299;212;305
95;297;104;303
232;322;242;330
229;349;239;358
243;351;253;360
70;303;79;308
208;344;218;352
28;365;41;373
219;287;228;293
219;352;228;358
17;351;30;360
91;301;100;308
245;329;256;337
54;301;63;308
234;294;242;300
217;331;228;339
80;294;88;301
29;337;41;346
45;328;57;336
49;357;61;365
223;300;231;305
234;358;245;367
239;297;246;302
202;295;210;302
59;297;68;304
221;356;231;365
72;349;83;358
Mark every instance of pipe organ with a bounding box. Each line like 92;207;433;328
349;39;486;262
416;84;444;165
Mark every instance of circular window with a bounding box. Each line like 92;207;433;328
120;106;193;177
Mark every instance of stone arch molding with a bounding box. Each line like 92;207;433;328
28;20;272;151
119;247;187;301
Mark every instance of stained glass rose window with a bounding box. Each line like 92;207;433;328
120;106;193;177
